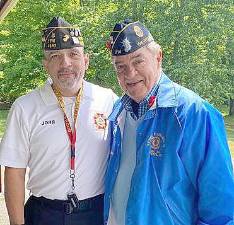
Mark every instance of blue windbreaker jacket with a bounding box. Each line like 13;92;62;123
104;73;234;225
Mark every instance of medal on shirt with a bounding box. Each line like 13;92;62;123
52;84;83;209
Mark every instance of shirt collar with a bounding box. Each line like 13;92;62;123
121;75;160;120
39;79;93;106
109;72;179;122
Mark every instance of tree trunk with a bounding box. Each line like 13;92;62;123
229;97;234;116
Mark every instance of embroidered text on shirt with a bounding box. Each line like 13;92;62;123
41;120;55;125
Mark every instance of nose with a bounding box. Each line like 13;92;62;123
125;64;137;79
60;54;72;67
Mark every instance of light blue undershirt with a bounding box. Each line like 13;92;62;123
111;112;141;225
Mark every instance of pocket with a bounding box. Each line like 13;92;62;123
24;197;42;225
165;198;188;225
164;182;195;225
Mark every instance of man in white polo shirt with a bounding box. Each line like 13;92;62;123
0;17;117;225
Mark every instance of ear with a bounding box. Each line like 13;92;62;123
42;59;49;73
156;49;163;64
84;53;89;70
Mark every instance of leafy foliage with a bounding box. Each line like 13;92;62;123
0;0;233;110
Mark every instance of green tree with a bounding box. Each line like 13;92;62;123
0;0;233;113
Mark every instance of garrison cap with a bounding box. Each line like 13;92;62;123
42;17;84;50
106;19;154;56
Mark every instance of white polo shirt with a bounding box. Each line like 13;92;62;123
0;80;117;200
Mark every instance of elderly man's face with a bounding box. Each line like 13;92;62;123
112;47;162;103
43;47;89;96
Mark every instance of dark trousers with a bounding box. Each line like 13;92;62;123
24;194;104;225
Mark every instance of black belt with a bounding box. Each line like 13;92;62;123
30;194;104;214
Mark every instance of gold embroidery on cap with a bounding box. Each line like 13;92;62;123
134;25;144;37
63;34;70;42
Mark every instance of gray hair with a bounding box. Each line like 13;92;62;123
145;41;161;56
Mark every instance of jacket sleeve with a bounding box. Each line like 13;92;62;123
182;101;234;225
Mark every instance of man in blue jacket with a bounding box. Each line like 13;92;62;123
104;19;234;225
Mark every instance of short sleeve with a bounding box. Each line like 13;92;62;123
0;101;30;168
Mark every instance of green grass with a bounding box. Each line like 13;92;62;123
0;110;8;137
0;109;233;158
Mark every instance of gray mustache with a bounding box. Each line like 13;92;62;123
58;68;75;74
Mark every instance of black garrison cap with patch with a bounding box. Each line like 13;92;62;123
106;19;154;56
42;17;84;51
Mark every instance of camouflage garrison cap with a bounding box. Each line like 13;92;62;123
42;17;84;51
106;19;154;56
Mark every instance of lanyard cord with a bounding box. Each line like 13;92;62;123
52;84;83;190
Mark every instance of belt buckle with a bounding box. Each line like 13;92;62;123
64;202;73;215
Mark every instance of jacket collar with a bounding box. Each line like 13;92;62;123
157;73;179;108
109;73;179;122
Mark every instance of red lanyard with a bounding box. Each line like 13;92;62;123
52;84;83;190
